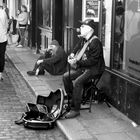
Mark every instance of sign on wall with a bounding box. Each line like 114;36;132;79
82;0;100;22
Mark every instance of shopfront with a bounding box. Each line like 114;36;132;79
4;0;140;124
35;0;63;52
66;0;140;124
35;0;140;124
99;0;140;124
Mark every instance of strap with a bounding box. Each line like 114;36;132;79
76;35;97;61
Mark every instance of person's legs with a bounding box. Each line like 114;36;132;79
27;55;45;76
65;69;93;118
0;41;7;80
39;62;55;75
17;28;26;47
73;69;93;111
63;69;83;98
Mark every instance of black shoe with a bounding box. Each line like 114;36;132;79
64;110;80;119
15;114;25;125
15;119;24;125
27;71;36;76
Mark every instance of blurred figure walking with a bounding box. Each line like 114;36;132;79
16;5;28;48
0;5;8;80
3;3;9;19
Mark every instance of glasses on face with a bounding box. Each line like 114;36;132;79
80;24;92;32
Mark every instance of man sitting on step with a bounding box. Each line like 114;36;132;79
27;40;67;76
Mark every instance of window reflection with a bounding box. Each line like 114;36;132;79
42;0;51;27
113;0;124;69
125;0;140;79
101;0;106;47
38;0;52;28
113;0;140;80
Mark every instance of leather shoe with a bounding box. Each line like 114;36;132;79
15;119;24;125
15;113;25;125
27;71;36;76
64;110;80;119
27;70;45;76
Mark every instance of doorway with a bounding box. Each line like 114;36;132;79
53;0;63;46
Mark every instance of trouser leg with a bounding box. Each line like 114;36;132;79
32;55;45;72
39;62;54;75
63;69;83;105
19;28;26;46
73;69;93;111
0;41;7;72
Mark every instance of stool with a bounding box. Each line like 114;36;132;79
81;74;102;112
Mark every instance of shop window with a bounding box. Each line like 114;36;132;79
113;0;140;80
100;0;112;67
100;0;106;47
38;0;52;28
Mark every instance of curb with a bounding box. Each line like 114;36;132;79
6;52;94;140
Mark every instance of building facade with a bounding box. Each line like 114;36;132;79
3;0;140;124
35;0;140;125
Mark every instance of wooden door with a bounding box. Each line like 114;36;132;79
52;0;63;46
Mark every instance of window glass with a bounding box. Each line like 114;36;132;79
38;0;52;28
101;0;112;67
113;0;140;80
101;0;106;47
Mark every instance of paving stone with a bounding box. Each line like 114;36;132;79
57;119;94;140
7;46;140;140
95;132;132;140
0;57;67;140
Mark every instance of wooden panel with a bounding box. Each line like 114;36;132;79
99;70;140;124
117;78;127;113
53;0;63;45
126;82;140;124
39;27;52;51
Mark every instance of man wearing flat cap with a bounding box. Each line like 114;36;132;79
27;40;67;76
63;19;105;118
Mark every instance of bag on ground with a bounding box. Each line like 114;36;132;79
20;88;65;129
8;33;19;45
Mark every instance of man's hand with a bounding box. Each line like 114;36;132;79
37;60;43;65
68;53;74;61
69;53;74;59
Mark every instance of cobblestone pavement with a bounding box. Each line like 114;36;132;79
0;58;67;140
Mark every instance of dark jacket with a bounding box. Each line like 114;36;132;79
42;46;67;75
73;36;105;75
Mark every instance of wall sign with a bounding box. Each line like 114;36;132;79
82;0;100;22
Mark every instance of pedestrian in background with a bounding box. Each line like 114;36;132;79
15;5;28;48
0;5;8;80
16;9;21;43
3;3;9;19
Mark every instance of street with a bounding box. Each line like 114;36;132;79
0;58;67;140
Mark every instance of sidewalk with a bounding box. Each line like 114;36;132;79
6;46;140;140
